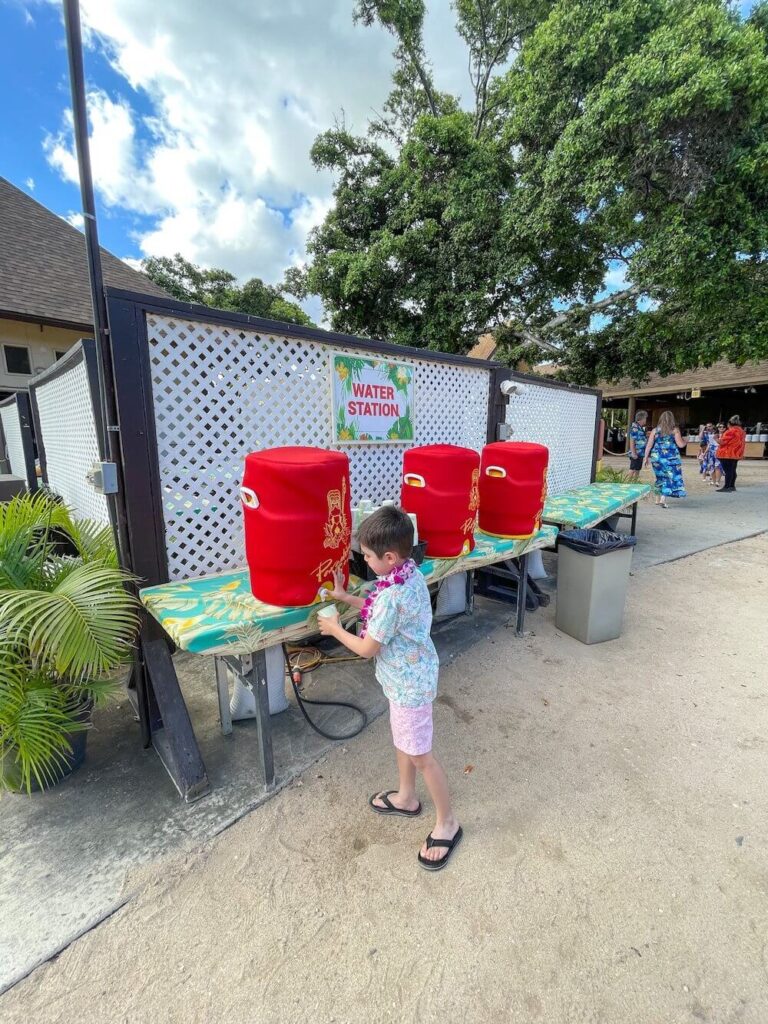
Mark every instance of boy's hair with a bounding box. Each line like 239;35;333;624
358;505;414;558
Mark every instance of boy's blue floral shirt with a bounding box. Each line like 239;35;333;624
366;571;439;708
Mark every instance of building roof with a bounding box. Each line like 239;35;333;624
601;359;768;399
0;176;169;330
467;333;498;360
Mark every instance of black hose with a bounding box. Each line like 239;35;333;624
282;644;368;741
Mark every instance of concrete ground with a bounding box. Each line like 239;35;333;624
601;455;768;571
1;461;766;1022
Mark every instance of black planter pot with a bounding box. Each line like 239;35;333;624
4;701;93;793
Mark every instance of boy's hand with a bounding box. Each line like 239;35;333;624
329;570;348;601
317;610;340;636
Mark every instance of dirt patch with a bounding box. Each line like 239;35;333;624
3;535;768;1024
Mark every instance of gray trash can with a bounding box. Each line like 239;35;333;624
556;529;637;644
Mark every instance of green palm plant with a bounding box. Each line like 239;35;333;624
595;465;632;484
0;492;140;792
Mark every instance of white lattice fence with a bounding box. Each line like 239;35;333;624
504;380;598;495
0;399;26;480
32;355;109;524
146;314;491;580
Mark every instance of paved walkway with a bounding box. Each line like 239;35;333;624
603;455;768;570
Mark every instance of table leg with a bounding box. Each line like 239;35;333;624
465;569;475;616
515;553;529;637
214;657;233;736
239;652;275;790
631;501;638;535
141;637;210;803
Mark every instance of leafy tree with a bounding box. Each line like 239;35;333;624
291;0;768;383
143;254;313;327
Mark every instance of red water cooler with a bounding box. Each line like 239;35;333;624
241;447;351;606
400;445;480;557
478;441;549;539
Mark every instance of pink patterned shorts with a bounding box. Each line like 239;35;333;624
389;701;433;756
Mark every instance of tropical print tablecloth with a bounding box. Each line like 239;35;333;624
140;525;558;656
542;483;651;529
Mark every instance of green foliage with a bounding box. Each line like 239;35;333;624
596;465;633;483
0;493;140;793
388;411;414;440
142;254;314;328
296;0;768;383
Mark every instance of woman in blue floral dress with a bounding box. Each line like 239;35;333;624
643;411;687;507
702;423;723;486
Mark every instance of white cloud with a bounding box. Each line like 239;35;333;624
25;176;35;191
65;211;85;229
41;0;484;315
603;264;629;293
45;91;157;213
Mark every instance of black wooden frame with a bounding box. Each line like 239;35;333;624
0;391;38;491
102;288;603;800
105;293;209;801
591;390;605;482
102;288;515;802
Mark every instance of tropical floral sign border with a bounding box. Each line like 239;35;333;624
331;352;415;443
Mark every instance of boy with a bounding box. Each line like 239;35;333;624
318;505;462;871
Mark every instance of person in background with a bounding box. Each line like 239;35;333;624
700;423;722;485
643;410;687;507
698;422;714;480
626;409;648;482
712;423;725;488
698;438;709;476
716;415;746;492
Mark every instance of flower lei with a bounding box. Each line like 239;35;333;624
359;559;417;638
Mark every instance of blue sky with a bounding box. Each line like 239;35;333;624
0;0;761;300
0;1;157;257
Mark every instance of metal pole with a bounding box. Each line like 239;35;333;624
62;0;152;747
61;0;132;572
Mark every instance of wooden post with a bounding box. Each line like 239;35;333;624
627;397;637;451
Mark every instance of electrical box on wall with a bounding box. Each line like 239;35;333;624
86;461;118;494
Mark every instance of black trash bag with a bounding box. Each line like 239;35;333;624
558;528;637;556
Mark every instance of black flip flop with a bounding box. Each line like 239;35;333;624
418;826;463;871
369;791;422;817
